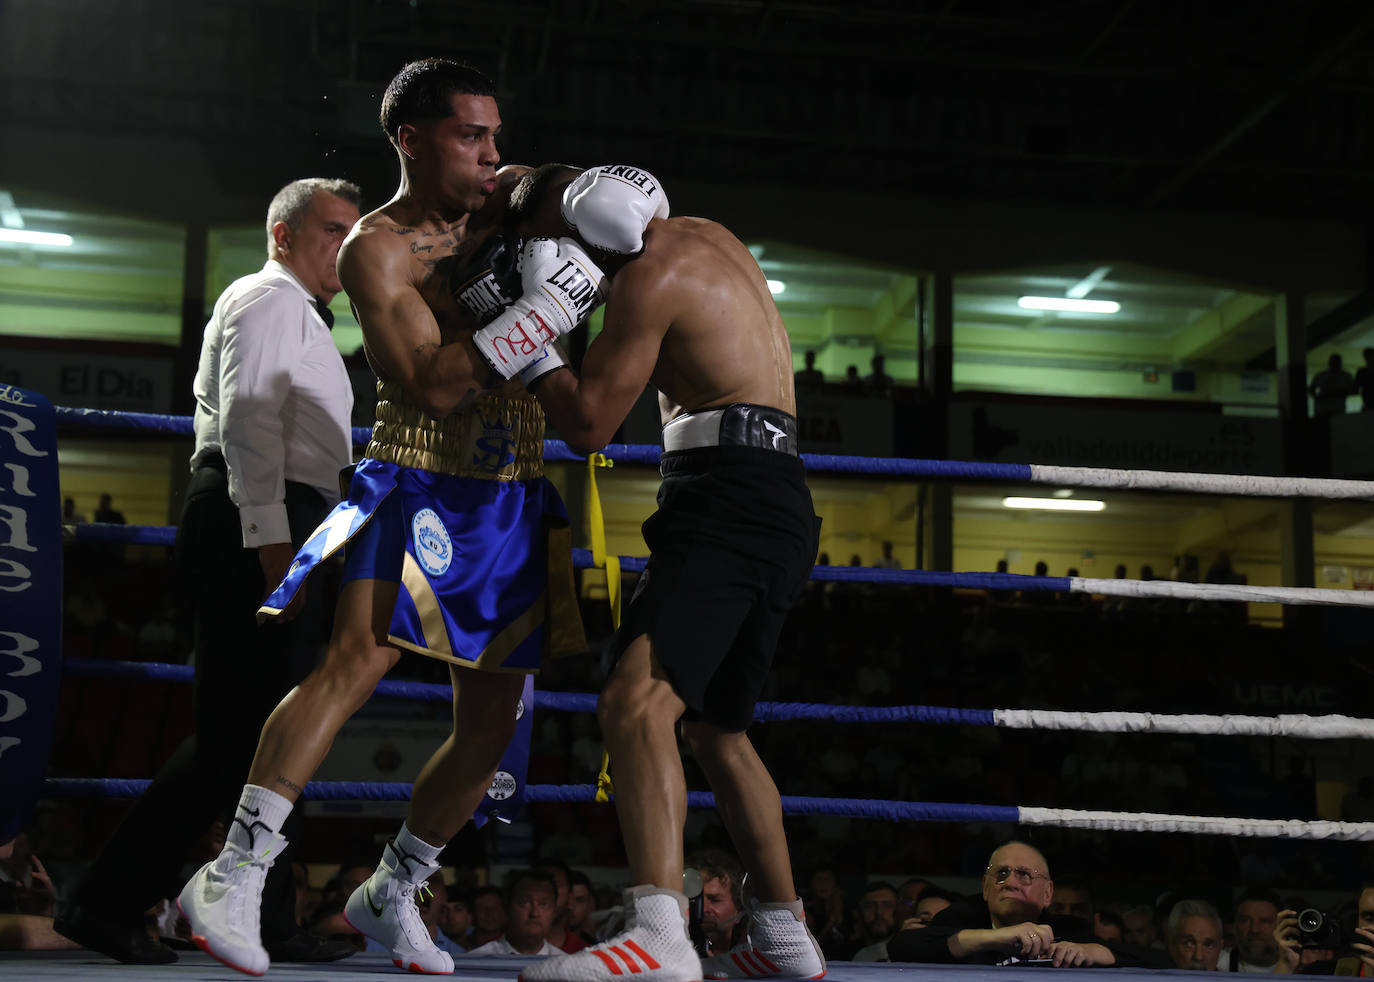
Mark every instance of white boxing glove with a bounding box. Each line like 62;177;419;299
561;164;669;255
518;340;568;389
472;237;607;380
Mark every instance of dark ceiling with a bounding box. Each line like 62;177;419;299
2;0;1373;227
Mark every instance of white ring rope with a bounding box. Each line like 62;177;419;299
1031;463;1374;499
1071;575;1374;607
995;709;1374;739
1017;807;1374;841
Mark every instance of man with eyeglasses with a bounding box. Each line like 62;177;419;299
1164;898;1223;971
887;840;1165;968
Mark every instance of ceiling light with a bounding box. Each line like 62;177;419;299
767;279;785;295
1002;496;1105;512
1066;265;1112;299
1051;488;1074;498
1018;296;1119;313
0;229;73;247
0;192;23;229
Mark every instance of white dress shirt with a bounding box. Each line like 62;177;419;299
467;936;561;956
1217;947;1281;973
191;259;353;547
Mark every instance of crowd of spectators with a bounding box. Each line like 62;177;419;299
14;516;1374;971
795;351;901;401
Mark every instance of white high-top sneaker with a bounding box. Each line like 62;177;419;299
344;839;453;974
177;831;286;977
520;886;701;982
701;900;825;980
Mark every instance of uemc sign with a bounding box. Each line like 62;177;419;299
0;385;62;841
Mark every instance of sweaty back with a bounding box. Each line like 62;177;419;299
638;218;796;418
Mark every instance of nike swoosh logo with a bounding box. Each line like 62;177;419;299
365;882;384;918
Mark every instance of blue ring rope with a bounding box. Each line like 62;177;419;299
38;778;1018;824
53;406;1033;481
59;658;993;725
65;525;1062;594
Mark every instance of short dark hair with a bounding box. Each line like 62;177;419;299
504;868;558;905
380;58;496;146
1234;887;1280;917
568;869;592;891
688;849;744;903
473;884;503;904
915;884;955;905
1097;909;1125;933
509;163;582;226
863;880;898;899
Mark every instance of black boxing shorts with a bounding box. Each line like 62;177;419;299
605;405;820;732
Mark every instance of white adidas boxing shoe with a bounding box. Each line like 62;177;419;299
520;886;701;982
701;900;825;980
344;839;453;974
177;831;285;977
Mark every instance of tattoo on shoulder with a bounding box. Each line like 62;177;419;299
275;776;303;795
415;342;439;356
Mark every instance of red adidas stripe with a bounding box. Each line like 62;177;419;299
623;939;661;970
591;949;624;975
731;952;758;976
610;946;641;973
753;948;781;973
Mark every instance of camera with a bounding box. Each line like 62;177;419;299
1297;908;1343;949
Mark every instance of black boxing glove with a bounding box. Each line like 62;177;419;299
452;231;523;326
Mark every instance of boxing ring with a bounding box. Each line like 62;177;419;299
7;392;1374;979
0;949;1163;981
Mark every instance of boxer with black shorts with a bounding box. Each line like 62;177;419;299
479;164;827;982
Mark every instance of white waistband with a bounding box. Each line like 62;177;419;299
662;409;725;452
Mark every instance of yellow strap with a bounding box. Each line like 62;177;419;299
586;452;622;627
586;452;620;802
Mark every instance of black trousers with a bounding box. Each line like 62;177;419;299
71;461;330;942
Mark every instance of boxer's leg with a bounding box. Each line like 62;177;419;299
523;634;701;982
179;576;401;976
406;665;526;845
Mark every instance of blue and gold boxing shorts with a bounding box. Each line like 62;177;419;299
260;457;584;672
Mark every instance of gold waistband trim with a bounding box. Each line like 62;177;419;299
365;381;545;480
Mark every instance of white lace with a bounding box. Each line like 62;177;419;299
392;878;436;950
218;840;271;937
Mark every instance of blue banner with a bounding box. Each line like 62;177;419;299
473;673;534;828
0;386;62;842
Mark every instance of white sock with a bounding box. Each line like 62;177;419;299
225;784;293;854
392;822;442;867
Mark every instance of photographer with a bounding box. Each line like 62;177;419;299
1219;889;1281;973
1273;885;1374;975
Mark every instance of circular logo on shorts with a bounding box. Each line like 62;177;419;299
411;508;452;576
515;698;526;721
487;770;518;801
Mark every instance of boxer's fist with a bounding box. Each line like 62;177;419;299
472;237;606;380
561;165;669;255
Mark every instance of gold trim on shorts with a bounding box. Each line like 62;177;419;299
365;380;545;480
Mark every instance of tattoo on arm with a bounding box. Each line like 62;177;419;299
415;342;439;356
275;775;303;795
